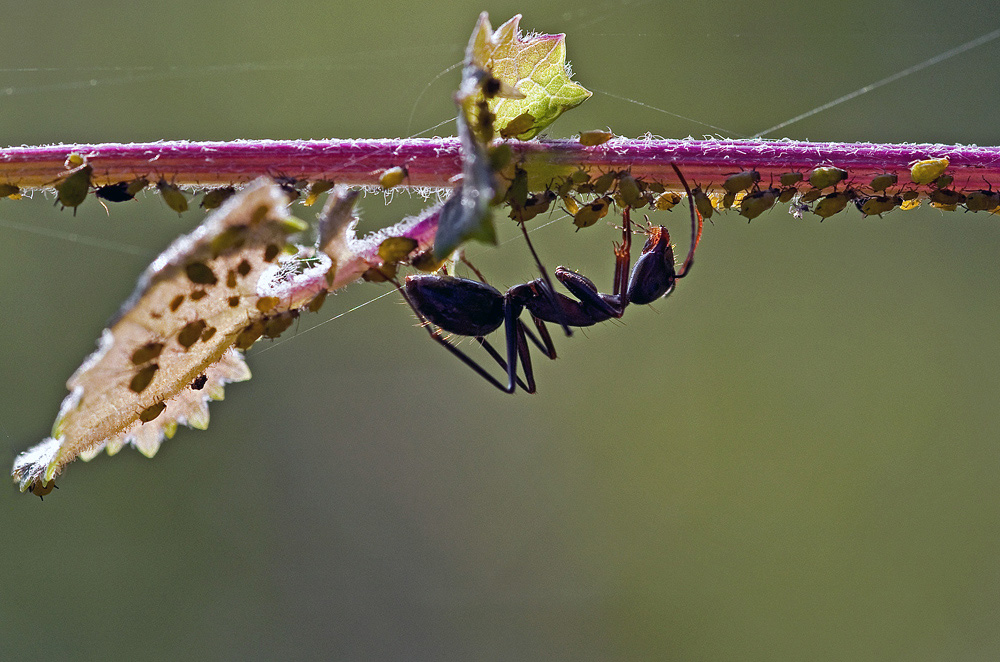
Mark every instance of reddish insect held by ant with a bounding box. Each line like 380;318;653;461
394;163;702;394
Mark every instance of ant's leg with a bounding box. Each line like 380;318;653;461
671;163;703;278
523;315;557;360
612;206;634;312
460;254;488;283
518;221;573;338
514;318;537;393
391;278;518;394
474;336;532;392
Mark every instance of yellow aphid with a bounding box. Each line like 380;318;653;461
901;198;921;211
779;172;804;187
578;130;613;147
157;179;188;215
691;186;714;220
910;158;949;185
379;166;408;190
964;190;1000;212
930;202;959;211
65;152;86;168
572;195;611;229
722;170;761;195
808;166;848;190
378;236;419;264
870;173;897;192
410;249;448;273
561;195;580;215
739;188;779;221
499;112;536;139
304;180;334;206
813;191;852;219
654;191;681;211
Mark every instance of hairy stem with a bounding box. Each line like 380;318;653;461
2;139;999;194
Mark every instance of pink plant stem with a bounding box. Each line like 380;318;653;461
2;139;999;192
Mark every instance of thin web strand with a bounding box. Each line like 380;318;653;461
591;88;745;138
753;27;1000;138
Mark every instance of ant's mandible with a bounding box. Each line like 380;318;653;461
395;163;703;393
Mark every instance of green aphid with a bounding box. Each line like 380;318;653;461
963;190;1000;212
27;479;57;500
487;144;512;172
572;195;611;230
934;175;954;189
869;173;897;192
910;158;949;185
505;167;529;209
617;174;646;208
0;183;20;199
235;320;266;350
778;187;797;203
779;172;804;187
577;129;613;147
56;165;93;214
808;166;848;190
129;363;159;394
569;169;590;185
691;186;714;220
928;188;966;206
499;112;536;139
185;261;218;285
263;312;297;339
813;191;852;219
856;195;901;217
201;186;236;210
139;402;167;423
592;170;618;196
157;179;188;215
126;177;150;196
511;190;556;223
901;190;920;201
722;170;760;195
800;188;824;203
722;192;736;209
556;176;577;198
131;342;164;365
739;188;779;222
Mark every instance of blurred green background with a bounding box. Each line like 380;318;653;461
4;1;1000;659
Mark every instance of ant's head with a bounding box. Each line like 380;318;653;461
627;225;677;305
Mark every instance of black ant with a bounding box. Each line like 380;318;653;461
393;163;702;393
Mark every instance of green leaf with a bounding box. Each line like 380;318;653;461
470;13;591;140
